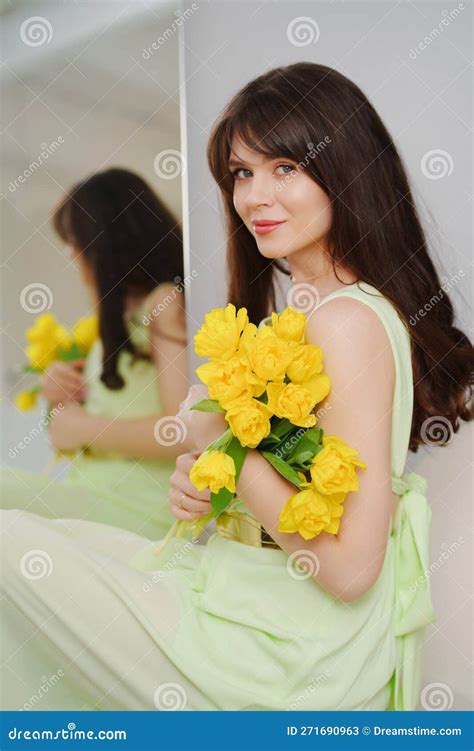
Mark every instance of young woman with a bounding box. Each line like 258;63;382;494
2;167;189;540
1;64;472;712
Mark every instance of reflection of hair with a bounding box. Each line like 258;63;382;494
52;167;184;390
207;62;472;451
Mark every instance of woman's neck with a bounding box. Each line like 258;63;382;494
287;248;358;300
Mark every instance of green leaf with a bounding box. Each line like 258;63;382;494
59;343;82;362
261;451;304;488
211;487;234;516
286;428;323;461
206;427;233;453
189;399;225;413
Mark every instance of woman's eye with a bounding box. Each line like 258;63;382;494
275;164;296;175
231;168;252;179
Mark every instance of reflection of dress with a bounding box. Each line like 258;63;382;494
1;285;176;540
0;282;437;711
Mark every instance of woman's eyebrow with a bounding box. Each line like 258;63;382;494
228;156;251;167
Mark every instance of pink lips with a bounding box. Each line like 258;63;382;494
253;220;286;235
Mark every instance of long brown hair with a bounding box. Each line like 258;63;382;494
52;167;184;390
207;62;472;451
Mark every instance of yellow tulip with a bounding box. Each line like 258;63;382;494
287;343;324;384
190;450;236;494
194;304;249;361
25;313;60;343
196;356;266;410
72;315;98;354
266;382;319;428
309;435;367;495
246;327;294;382
15;389;39;411
225;399;272;448
278;483;346;539
271;307;306;342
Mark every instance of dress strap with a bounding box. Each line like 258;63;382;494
389;470;437;709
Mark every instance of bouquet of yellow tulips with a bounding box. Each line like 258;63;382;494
15;312;98;411
158;303;366;553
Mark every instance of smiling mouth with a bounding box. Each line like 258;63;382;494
253;220;286;235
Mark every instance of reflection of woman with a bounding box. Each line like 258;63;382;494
2;65;472;711
2;168;188;540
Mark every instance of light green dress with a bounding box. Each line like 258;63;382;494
1;285;176;540
0;282;437;711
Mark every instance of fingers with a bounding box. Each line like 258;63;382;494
42;363;86;402
172;460;211;502
169;490;212;520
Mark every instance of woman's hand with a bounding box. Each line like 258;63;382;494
169;451;212;520
177;384;228;453
41;360;86;406
49;402;92;451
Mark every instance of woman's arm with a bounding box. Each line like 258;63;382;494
234;297;396;602
50;285;190;460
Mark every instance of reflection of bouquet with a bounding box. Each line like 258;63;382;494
157;304;366;553
15;313;98;411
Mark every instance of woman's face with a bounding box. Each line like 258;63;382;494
229;136;333;260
